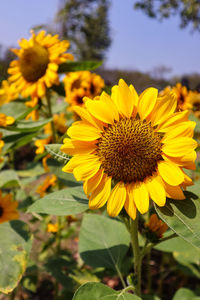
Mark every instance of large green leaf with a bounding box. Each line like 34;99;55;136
27;186;88;215
0;170;21;188
2;131;39;151
79;214;130;271
0;101;36;121
58;61;102;73
154;191;200;249
73;282;141;300
4;118;52;133
0;221;32;294
172;288;200;300
45;144;69;164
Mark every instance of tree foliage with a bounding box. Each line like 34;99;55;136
134;0;200;31
56;0;111;60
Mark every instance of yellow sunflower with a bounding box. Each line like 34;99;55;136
145;214;168;238
61;79;197;220
8;30;74;99
63;71;104;106
160;83;192;111
0;80;18;105
0;191;19;224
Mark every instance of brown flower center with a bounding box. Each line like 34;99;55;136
96;117;163;183
19;43;49;82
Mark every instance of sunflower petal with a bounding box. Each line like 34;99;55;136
107;182;126;217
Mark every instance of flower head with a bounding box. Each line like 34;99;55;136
61;79;197;219
8;30;73;99
63;71;104;107
145;214;168;238
0;191;19;224
0;113;15;127
47;223;58;233
37;174;57;197
0;80;18;105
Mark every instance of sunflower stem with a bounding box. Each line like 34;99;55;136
46;91;57;143
130;215;142;297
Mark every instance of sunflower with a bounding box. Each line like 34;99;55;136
145;214;168;238
61;79;197;219
37;174;57;197
8;30;74;99
160;83;192;111
0;80;18;105
0;191;19;224
63;71;104;107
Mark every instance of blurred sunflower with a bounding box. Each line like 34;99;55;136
145;214;168;238
0;80;18;105
37;174;57;197
0;191;19;224
160;83;192;111
61;79;197;219
63;71;104;106
8;30;73;99
0;113;15;127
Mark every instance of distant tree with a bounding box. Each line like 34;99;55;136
0;46;15;82
55;0;111;60
134;0;200;31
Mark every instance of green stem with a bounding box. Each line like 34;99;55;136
130;215;142;297
143;233;177;256
46;92;56;143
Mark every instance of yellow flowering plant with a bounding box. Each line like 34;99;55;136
0;29;200;300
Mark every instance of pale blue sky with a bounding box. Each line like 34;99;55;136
0;0;200;77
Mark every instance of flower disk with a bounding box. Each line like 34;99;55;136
61;79;197;219
97;118;163;183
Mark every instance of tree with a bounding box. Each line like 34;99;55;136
55;0;111;60
134;0;200;31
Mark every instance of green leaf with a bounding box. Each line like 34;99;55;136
172;288;200;300
27;186;88;215
45;144;69;164
3;131;39;151
3;118;52;133
0;101;36;121
58;61;102;73
73;282;141;300
154;191;200;249
0;221;32;294
79;214;130;271
0;170;21;188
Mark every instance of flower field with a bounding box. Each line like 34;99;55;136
0;29;200;300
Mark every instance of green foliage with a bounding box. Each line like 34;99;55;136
0;221;32;294
27;186;89;215
45;144;69;164
79;214;130;271
56;0;111;60
0;170;21;188
58;61;103;73
134;0;200;31
172;288;200;300
3;118;52;133
73;282;141;300
154;191;200;249
0;101;37;121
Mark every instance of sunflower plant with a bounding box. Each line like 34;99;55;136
0;30;200;300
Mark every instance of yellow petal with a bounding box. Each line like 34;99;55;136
62;154;97;173
73;159;101;181
162;121;196;143
162;137;197;157
132;182;149;214
162;180;185;200
158;161;184;186
118;79;135;118
89;175;111;209
157;110;189;132
138;88;158;120
100;91;119;121
83;169;104;195
146;176;166;207
85;99;115;124
150;91;177;126
72;105;102;129
124;184;137;220
129;84;138;117
107;181;126;217
67;122;102;141
61;138;96;155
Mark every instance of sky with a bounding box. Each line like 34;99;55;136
0;0;200;77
